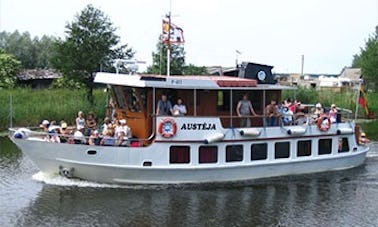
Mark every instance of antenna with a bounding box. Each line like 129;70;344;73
113;59;146;75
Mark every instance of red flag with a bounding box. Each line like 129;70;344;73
358;86;369;115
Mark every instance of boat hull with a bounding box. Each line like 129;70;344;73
10;136;369;184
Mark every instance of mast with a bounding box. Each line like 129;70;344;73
167;11;171;77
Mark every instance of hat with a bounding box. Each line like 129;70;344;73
331;104;336;108
315;103;322;108
120;119;127;124
61;122;68;129
41;120;49;125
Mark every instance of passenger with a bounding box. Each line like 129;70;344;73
329;104;338;123
173;98;187;116
101;117;111;135
115;119;132;139
73;130;86;144
88;130;101;146
39;120;50;133
156;94;173;115
282;106;294;125
294;107;307;125
59;122;71;143
313;103;324;117
100;129;115;146
286;98;296;113
115;131;128;146
85;111;97;136
236;94;257;127
265;100;279;126
76;111;86;131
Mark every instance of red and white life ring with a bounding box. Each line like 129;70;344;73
158;118;177;138
317;115;331;131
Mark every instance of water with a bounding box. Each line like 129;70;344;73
1;136;378;227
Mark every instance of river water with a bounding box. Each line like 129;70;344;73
1;136;377;227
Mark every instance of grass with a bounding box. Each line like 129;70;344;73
0;88;107;130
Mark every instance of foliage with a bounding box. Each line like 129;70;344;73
352;26;378;91
0;88;107;130
0;30;56;69
184;64;207;75
50;76;86;89
51;4;133;103
147;39;185;75
0;49;21;89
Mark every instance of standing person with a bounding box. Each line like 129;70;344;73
85;111;97;136
329;104;338;123
265;100;279;126
76;111;85;131
236;94;257;127
173;98;187;116
156;94;173;115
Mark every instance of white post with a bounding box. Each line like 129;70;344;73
167;47;170;76
354;80;361;120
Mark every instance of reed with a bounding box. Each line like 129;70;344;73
0;88;107;130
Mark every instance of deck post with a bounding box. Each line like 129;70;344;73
194;89;197;116
263;89;266;128
230;89;233;128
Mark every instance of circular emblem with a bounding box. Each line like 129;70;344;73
158;118;177;138
257;71;266;81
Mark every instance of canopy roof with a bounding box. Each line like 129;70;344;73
94;72;294;90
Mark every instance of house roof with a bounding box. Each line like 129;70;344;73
17;69;62;81
339;68;361;81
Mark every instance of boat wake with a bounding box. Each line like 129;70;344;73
31;172;169;189
366;142;378;158
32;172;127;188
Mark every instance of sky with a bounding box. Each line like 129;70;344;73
0;0;377;74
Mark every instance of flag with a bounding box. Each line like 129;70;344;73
358;84;369;115
161;20;185;44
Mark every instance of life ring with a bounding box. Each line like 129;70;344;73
158;118;177;138
317;115;331;131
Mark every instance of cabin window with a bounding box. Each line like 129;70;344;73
338;137;350;153
297;140;312;157
199;146;218;163
226;145;243;162
170;146;190;164
275;142;290;159
251;143;267;160
217;91;230;111
318;139;332;155
112;86;127;109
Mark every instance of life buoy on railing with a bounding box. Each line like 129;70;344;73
317;115;331;131
158;118;177;138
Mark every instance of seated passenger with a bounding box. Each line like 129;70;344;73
59;122;71;143
100;129;115;146
115;131;128;146
173;98;187;116
115;119;132;139
88;130;101;146
313;103;324;117
76;111;86;131
329;104;338;123
73;129;86;144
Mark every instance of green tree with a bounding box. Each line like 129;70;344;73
147;39;207;75
0;49;21;89
352;26;378;91
147;39;185;75
51;4;133;103
0;30;56;69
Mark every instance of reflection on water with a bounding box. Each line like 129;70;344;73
1;137;378;226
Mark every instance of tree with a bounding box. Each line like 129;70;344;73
0;49;21;89
51;5;133;103
147;39;185;75
0;30;56;69
147;39;207;75
352;26;378;91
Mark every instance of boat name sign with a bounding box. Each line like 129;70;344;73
180;123;216;130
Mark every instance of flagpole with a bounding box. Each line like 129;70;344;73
167;12;171;77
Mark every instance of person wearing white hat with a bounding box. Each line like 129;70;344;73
115;119;132;140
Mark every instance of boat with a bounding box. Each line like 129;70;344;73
9;63;370;184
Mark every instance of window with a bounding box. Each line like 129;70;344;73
199;146;218;163
226;145;243;162
217;91;230;111
318;139;332;155
338;137;350;153
170;146;190;164
275;142;290;159
297;140;311;157
251;143;267;160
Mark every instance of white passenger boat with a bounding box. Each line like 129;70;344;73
9;64;369;184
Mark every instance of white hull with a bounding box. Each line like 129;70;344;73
10;123;369;184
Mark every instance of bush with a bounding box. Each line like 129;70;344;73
0;88;107;130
